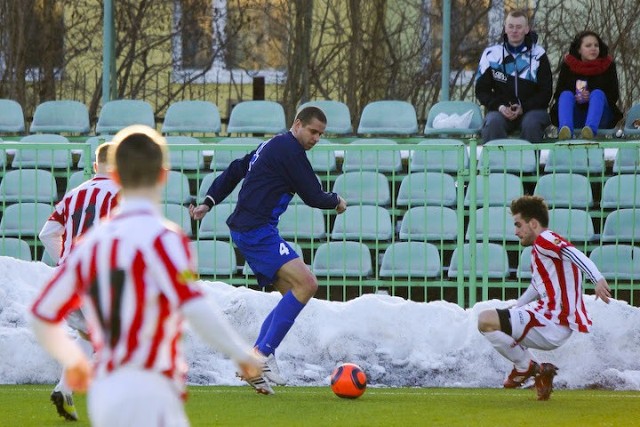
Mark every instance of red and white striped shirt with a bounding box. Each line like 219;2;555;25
32;198;203;394
527;229;603;333
40;175;119;265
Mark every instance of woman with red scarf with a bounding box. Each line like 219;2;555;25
550;31;622;139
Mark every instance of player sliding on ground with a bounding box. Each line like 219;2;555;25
190;106;347;393
31;125;265;426
478;195;611;400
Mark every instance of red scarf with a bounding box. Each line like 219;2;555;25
564;53;613;76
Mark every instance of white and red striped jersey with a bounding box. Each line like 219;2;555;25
39;175;119;265
32;198;203;394
526;229;603;333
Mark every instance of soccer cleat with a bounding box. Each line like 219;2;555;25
558;126;572;140
503;361;540;389
238;372;275;395
50;389;78;421
580;126;594;139
263;354;287;386
534;363;558;401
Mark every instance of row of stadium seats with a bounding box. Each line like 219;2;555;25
3;98;640;138
4;235;637;282
1;169;639;216
1;201;637;247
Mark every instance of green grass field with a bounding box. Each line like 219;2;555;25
1;385;639;426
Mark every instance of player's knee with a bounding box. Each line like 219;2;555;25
477;309;499;333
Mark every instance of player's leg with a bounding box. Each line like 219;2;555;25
478;308;538;387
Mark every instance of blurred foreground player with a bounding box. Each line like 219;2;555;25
31;125;266;427
39;142;119;421
478;195;610;400
190;106;347;391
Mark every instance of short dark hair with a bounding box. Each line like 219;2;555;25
569;31;609;59
110;126;168;189
295;106;327;126
510;195;549;227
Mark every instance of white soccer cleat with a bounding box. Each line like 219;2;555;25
238;372;275;395
262;353;287;386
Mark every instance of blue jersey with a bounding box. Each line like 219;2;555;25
204;131;339;232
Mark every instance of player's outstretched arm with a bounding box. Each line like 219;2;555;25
189;203;210;220
595;278;611;304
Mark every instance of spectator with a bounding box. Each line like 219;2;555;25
475;10;553;143
550;30;623;139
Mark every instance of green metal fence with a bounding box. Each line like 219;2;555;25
1;139;639;307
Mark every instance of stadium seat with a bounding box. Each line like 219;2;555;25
464;173;523;207
279;204;326;240
298;100;352;135
77;135;113;170
396;172;457;208
0;99;26;133
66;171;91;192
161;171;193;204
307;139;337;173
516;246;533;280
622;104;640;138
0;237;33;261
161;203;193;237
312;241;372;278
589;245;640;281
210;137;262;172
544;140;604;174
601;175;640;209
332;171;391;206
399;206;458;241
96;100;155;134
12;134;72;169
465;206;519;242
423;101;483;137
612;145;640;174
533;173;593;209
41;249;56;266
226;101;286;135
197;203;235;239
0;169;58;204
341;138;402;173
357;100;418;135
409;138;468;174
447;243;510;279
548;208;596;242
477;138;538;174
0;202;53;238
165;136;205;170
197;171;242;205
30;100;90;134
162;100;221;134
379;242;441;278
191;240;237;276
330;205;392;241
244;241;304;276
601;209;640;243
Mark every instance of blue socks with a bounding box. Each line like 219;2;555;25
255;291;305;357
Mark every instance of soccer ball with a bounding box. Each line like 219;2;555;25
330;363;367;399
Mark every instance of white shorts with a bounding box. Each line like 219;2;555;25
508;307;572;350
88;368;189;427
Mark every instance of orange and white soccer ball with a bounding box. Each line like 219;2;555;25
330;363;367;399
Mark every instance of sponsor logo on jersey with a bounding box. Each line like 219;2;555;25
492;69;508;83
177;269;196;285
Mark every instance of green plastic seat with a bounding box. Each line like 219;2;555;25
466;206;519;242
342;138;402;173
197;171;242;205
601;209;640;243
548;208;596;242
396;172;457;207
307;139;337;173
226;101;286;135
312;241;372;278
96;100;155;134
330;205;392;241
423;101;483;137
409;138;468;174
197;203;235;240
464;173;523;207
399;206;458;241
162;100;221;134
191;240;237;276
279;204;326;240
161;171;193;204
357;100;418;135
77;136;113;170
590;245;640;280
13;134;72;169
379;242;441;278
0;169;58;203
30;100;90;134
622;104;640;138
0;237;33;261
478;138;538;174
161;203;193;237
601;175;640;209
332;171;390;206
612;145;640;173
517;246;533;280
544;140;604;174
533;173;593;208
0;99;25;133
298;100;352;135
166;135;205;170
447;243;510;279
210;137;263;172
0;202;53;238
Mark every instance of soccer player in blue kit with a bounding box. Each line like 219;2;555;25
190;106;347;393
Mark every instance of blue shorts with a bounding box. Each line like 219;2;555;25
230;225;299;287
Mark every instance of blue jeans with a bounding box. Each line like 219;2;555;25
557;89;613;135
